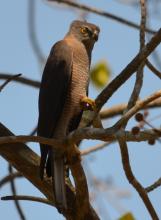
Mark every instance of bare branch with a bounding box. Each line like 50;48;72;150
8;165;26;220
95;27;161;113
1;195;54;206
47;0;156;34
146;59;161;79
100;98;161;119
81;142;112;156
0;74;21;92
0;73;40;88
117;135;159;219
0;123;99;220
0;127;160;148
0;127;161;148
126;0;146;111
146;177;161;193
0;134;63;149
114;89;161;129
29;126;37;136
28;0;45;64
0;172;22;188
67;145;91;219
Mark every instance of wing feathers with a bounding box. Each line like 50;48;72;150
37;40;73;177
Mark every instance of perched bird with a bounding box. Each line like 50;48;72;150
37;20;100;211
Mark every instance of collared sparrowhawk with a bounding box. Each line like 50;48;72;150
37;20;100;211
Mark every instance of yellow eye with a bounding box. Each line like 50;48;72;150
80;27;88;34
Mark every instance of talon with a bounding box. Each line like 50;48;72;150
80;96;96;111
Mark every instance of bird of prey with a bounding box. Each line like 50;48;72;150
37;20;100;211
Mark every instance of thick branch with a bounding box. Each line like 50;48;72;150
67;145;91;219
0;128;160;148
95;27;161;112
0;123;55;202
0;127;160;149
0;123;99;220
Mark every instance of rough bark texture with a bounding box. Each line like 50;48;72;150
0;122;100;220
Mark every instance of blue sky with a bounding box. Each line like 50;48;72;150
0;0;161;219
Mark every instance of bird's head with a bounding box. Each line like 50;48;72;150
68;20;100;47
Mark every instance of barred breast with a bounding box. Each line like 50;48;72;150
70;41;89;110
54;39;90;138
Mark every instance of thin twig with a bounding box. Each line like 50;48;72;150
114;89;161;129
28;0;45;64
0;172;22;188
0;74;21;92
1;195;54;206
146;59;161;79
0;73;40;88
117;136;159;219
29;126;37;136
100;98;161;119
126;0;146;111
146;177;161;193
8;165;26;220
81;142;111;156
47;0;156;34
95;27;161;113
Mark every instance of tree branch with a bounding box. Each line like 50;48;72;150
146;177;161;193
117;135;159;219
0;73;40;88
0;74;22;92
100;98;161;119
0;172;22;188
146;59;161;79
126;0;146;111
0;126;160;149
0;123;99;220
0;127;160;148
95;27;161;113
81;142;111;156
8;165;26;220
114;89;161;129
47;0;156;34
28;0;45;64
1;195;54;206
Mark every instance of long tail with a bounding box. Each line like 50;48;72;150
50;152;67;212
39;144;49;180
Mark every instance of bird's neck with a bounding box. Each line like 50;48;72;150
64;35;92;64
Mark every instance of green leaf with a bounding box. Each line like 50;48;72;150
90;60;111;88
118;212;136;220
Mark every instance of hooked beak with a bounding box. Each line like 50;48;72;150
92;30;99;41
